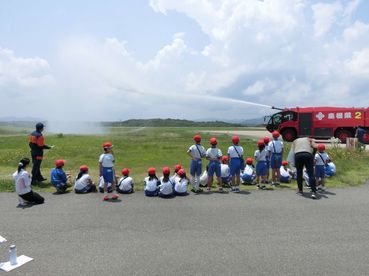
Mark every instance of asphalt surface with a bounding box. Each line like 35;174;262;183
1;187;369;276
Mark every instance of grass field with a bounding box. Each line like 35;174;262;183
0;126;368;192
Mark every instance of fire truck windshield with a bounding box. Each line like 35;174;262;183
266;111;297;131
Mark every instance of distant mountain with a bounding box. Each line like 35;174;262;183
104;118;243;127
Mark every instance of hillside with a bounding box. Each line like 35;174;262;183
104;118;243;127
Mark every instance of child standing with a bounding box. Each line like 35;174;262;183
159;167;175;198
268;131;284;186
241;158;256;184
187;135;206;193
117;168;135;194
74;165;97;194
50;159;71;194
206;137;223;192
144;167;160;197
174;169;189;196
13;158;44;205
264;136;271;183
99;142;119;201
280;161;292;183
255;140;268;190
315;144;330;191
227;136;244;193
220;156;231;187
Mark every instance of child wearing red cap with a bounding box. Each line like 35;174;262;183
206;137;223;192
264;136;271;183
314;144;330;191
174;169;189;196
220;156;231;187
268;131;284;186
117;168;135;194
170;164;182;184
50;159;71;194
227;136;244;192
159;167;175;198
144;167;160;196
279;161;292;183
99;142;118;201
74;165;97;193
241;158;256;184
255;140;268;190
187;135;206;193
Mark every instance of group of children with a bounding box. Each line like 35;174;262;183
12;132;336;205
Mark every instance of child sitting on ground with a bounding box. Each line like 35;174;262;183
98;178;112;193
50;159;71;193
170;164;182;183
144;167;160;197
159;167;175;198
174;169;189;196
241;158;256;184
74;165;97;194
279;161;292;183
117;168;135;194
315;144;331;191
199;166;209;187
220;156;231;187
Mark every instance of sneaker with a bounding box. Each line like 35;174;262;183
38;177;47;182
233;187;240;193
103;195;109;201
311;192;317;199
111;194;119;200
296;190;303;196
218;187;223;193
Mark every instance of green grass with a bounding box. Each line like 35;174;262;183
0;126;368;192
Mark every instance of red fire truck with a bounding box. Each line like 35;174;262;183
265;106;369;143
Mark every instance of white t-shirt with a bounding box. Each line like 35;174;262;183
227;145;244;158
206;148;222;160
13;170;31;195
74;174;92;190
170;174;180;183
99;177;112;189
118;176;134;191
144;177;159;192
159;178;174;195
243;164;254;176
174;178;188;193
221;164;230;178
188;144;206;159
315;152;330;166
254;149;267;162
268;140;284;154
199;171;208;186
280;167;291;178
99;153;115;167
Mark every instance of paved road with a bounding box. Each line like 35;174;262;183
1;187;369;275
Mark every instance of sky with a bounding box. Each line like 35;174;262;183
1;0;369;125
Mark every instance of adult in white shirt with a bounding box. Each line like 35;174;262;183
227;136;244;192
187;135;206;193
74;165;97;193
13;158;44;205
117;168;135;194
174;169;189;196
159;167;175;198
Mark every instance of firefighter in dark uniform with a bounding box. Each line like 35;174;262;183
29;123;53;184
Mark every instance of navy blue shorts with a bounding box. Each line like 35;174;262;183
241;174;255;183
230;158;242;176
145;189;158;197
270;153;282;169
208;161;221;177
315;165;326;179
256;161;268;176
280;175;290;183
190;159;202;176
102;167;114;184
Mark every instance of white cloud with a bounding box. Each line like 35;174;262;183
346;48;369;75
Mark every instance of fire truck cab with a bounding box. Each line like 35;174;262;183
265;107;369;143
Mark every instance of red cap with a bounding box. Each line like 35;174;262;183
162;166;170;174
257;140;264;146
121;168;129;175
55;159;65;167
221;156;229;162
178;169;186;176
264;136;270;143
282;161;288;166
232;135;240;144
174;164;182;172
103;141;113;148
79;165;88;172
246;157;253;164
210;137;217;145
272;131;280;138
317;144;325;152
147;167;156;175
193;135;201;143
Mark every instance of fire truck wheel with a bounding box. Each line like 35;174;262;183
281;128;297;142
335;129;353;143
